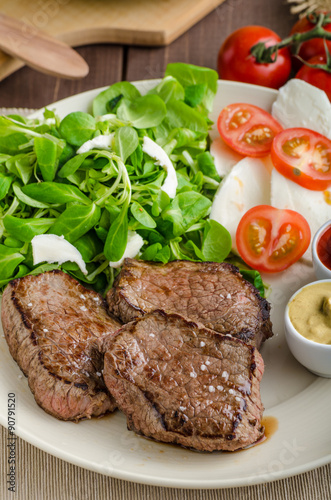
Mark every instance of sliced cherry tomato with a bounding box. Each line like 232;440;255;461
271;127;331;190
295;55;331;102
236;205;311;273
217;26;291;89
217;103;283;157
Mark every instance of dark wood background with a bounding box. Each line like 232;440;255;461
0;0;296;109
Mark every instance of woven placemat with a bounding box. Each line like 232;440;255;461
0;425;330;500
0;108;37;117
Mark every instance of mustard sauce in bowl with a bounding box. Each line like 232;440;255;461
285;280;331;378
288;282;331;345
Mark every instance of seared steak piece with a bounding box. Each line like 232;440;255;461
107;259;272;349
1;270;121;421
102;310;264;452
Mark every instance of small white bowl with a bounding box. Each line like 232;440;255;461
312;220;331;280
285;280;331;378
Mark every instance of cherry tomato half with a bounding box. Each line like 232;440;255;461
217;103;283;157
295;55;331;102
271;128;331;190
290;12;331;69
236;205;311;273
217;26;292;89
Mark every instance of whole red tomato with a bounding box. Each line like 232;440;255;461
295;55;331;101
217;26;292;89
290;12;331;66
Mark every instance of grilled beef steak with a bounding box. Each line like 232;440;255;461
1;270;121;421
107;259;272;349
102;310;264;452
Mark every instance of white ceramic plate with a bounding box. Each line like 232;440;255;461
1;80;331;489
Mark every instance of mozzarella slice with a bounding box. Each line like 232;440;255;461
32;234;87;274
210;136;243;177
272;79;331;139
108;230;144;268
77;133;114;154
270;169;331;261
210;157;271;252
142;136;177;198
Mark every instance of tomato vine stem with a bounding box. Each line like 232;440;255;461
250;11;331;64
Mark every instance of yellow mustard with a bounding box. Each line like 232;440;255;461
289;282;331;345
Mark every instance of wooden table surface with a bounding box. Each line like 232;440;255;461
0;0;295;109
1;1;331;499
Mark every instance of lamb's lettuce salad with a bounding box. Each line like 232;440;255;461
0;63;264;295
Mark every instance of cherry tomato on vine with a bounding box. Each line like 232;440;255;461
236;205;311;273
217;103;283;157
271;127;331;190
295;55;331;101
290;12;331;68
217;26;292;89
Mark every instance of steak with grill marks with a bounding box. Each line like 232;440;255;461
101;310;265;452
107;259;272;349
1;270;121;421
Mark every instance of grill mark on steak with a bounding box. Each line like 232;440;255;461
1;270;121;421
101;310;265;452
107;259;272;349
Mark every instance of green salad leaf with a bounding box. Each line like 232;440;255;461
117;95;167;129
3;215;55;242
51;203;101;243
0;62;265;295
202;219;232;262
22;182;91;205
59;112;96;147
0;173;13;200
104;200;129;262
0;245;25;281
165;63;218;113
34;137;61;182
92;81;141;117
114;126;139;163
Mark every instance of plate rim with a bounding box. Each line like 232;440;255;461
1;378;330;489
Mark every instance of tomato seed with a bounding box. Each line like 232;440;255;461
243;125;274;146
282;136;309;158
230;110;250;129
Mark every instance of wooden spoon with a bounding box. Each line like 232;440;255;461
0;13;89;79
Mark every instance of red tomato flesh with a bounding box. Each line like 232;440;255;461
317;225;331;270
218;103;283;157
236;205;311;273
295;55;331;102
271;128;331;190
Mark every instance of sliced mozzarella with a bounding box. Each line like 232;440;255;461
142;136;177;198
96;113;117;122
272;79;331;139
31;234;87;274
270;169;331;261
210;136;243;177
108;230;144;268
210;157;271;252
77;133;114;154
44;117;56;126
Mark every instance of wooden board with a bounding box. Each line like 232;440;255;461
0;0;225;81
